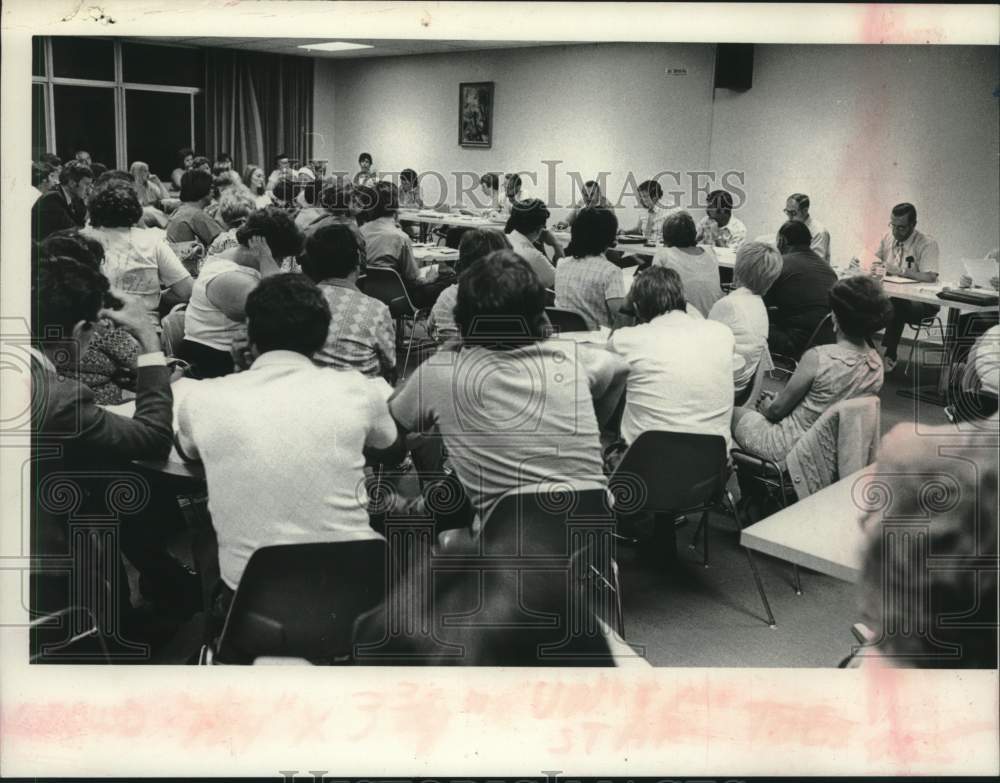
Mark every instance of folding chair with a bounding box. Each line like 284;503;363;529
479;481;625;640
545;307;589;333
769;312;836;381
202;539;387;664
359;265;430;373
608;430;776;626
903;312;945;376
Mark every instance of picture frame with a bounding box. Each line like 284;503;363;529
458;81;494;148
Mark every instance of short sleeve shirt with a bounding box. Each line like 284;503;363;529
314;279;396;377
554;255;626;330
165;202;224;245
875;229;940;275
360;216;420;285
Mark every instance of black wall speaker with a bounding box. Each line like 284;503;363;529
714;44;754;91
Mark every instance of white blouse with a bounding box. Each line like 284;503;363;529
708;286;770;391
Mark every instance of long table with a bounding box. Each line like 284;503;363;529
739;466;874;583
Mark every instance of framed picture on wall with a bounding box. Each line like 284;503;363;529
459;81;494;148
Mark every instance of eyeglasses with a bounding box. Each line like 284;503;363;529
783;209;798;217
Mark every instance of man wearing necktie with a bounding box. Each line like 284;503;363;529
875;202;940;372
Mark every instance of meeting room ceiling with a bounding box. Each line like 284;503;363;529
122;37;573;59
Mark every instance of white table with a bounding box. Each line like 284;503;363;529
398;209;506;231
739;466;874;583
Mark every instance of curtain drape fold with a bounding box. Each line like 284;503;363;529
203;49;313;174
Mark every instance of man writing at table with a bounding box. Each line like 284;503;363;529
852;202;940;372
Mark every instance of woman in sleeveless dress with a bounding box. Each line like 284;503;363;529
732;275;893;461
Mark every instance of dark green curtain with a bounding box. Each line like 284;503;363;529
203;49;313;174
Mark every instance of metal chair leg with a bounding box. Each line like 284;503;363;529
904;320;924;377
688;515;705;551
700;510;709;567
743;547;777;628
792;563;803;595
611;559;625;639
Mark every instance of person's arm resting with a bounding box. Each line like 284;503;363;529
206;273;258;322
762;348;818;422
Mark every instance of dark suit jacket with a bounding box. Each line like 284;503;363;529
31;352;174;621
764;247;838;357
31;188;86;241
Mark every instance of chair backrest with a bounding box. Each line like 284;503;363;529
545;307;589;334
609;430;728;515
804;312;836;352
216;538;387;663
160;303;187;357
544;288;557;307
358;265;415;317
480;480;613;557
445;226;471;249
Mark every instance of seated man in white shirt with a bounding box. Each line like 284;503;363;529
696;189;747;250
623;179;671;241
609;266;736;449
176;274;397;621
784;192;831;263
504;198;563;289
851;202;940;371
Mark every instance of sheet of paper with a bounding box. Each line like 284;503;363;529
963;258;999;287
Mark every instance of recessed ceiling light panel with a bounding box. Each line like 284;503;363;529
298;42;374;52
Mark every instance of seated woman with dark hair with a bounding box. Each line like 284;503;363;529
398;168;423;209
270;178;299;213
242;165;273;209
651;210;722;317
504;198;561;289
428;227;511;344
179;207;303;378
37;230;141;405
478;172;502;216
82;186;193;324
732;275;890;461
554;207;627;330
171;147;195;190
389;249;629;534
301;224;396;380
360;181;454;306
165;169;224;246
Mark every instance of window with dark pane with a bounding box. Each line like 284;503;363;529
32;37;45;76
53;85;115;167
126;90;193;181
123;42;203;88
32;84;47;161
51;37;114;81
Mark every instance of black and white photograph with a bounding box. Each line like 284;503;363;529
1;1;998;779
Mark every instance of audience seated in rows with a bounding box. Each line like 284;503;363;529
301;224;396;380
176;274;397;623
651;210;722;317
428;228;510;344
82;186;193;325
179;207;303;378
765;220;839;358
708;240;783;403
553;207;627;330
166;169;224;247
388;249;629;533
732;275;890;462
609;266;735;449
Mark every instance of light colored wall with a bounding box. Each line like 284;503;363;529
314;43;999;280
314;43;718;223
708;44;1000;280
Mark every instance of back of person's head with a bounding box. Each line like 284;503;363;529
92;169;134;197
456;228;510;276
59;160;93;187
455;249;547;345
706;189;734;212
191;155;212;172
566;207;618;258
297;180;317;206
180;168;214;202
828;275;893;341
39;229;105;270
40;152;62;169
638;179;664;204
505;173;522;199
372;181;399;218
400;168;418;189
353;185;378;225
504;198;549;236
32;256;111;343
891;202;917;223
32;162;54;188
318;180;353;214
734;241;783;296
212;170;243;194
777;219;812;248
89;162;108;180
662;210;698;248
217;189;256;230
235;206;303;259
788;192;810;211
271;178;297;209
480;172;499;191
301;224;361;282
632;266;686;322
245;274;331;357
88;185;143;229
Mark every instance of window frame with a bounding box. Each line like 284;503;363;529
32;37;202;168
